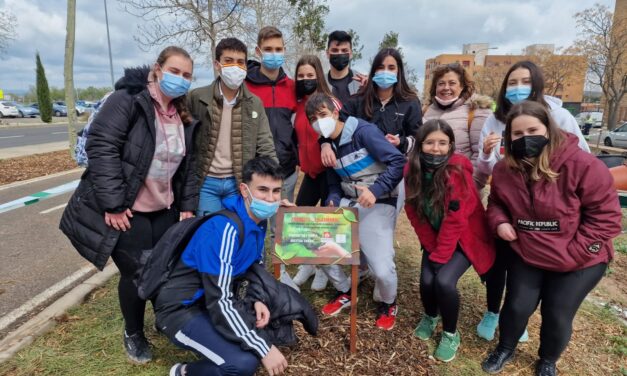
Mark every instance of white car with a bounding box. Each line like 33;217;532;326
604;122;627;148
575;111;603;128
0;101;20;118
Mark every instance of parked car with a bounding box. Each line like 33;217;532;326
54;101;87;116
0;101;20;117
29;103;69;117
604;122;627;148
16;104;40;118
575;111;603;129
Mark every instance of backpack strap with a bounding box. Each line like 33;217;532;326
467;108;475;131
213;209;245;248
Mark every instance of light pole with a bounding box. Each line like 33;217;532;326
471;46;498;66
104;0;115;88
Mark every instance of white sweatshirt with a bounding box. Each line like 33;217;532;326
474;96;590;178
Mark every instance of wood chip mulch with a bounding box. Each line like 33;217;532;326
0;149;78;185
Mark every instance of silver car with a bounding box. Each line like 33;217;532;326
604;122;627;148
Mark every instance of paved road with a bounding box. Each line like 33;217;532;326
0;123;85;149
0;170;94;335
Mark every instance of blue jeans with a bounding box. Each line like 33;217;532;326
197;176;239;216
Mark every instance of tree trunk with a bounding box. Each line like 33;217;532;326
64;0;77;158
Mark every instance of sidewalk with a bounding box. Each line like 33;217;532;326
0;141;69;159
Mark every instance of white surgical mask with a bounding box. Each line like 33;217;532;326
312;116;336;138
434;96;459;106
220;64;247;90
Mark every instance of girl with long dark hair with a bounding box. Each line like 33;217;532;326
404;119;495;362
61;46;199;364
481;101;620;376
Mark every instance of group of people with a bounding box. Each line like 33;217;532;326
59;25;621;376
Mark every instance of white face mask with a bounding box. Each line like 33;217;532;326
312;116;336;138
434;96;459;106
220;64;247;90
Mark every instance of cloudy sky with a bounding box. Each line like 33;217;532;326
0;0;616;95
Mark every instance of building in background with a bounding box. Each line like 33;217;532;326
601;0;627;123
424;44;586;113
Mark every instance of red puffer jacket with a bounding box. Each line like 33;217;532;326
488;132;621;272
405;153;496;275
294;99;325;178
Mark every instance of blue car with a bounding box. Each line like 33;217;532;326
16;104;40;118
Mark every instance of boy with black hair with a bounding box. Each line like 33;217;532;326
326;30;366;105
156;157;309;376
305;92;405;330
188;37;278;216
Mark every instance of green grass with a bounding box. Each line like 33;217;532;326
1;214;625;375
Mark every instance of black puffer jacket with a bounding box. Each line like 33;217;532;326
59;66;199;270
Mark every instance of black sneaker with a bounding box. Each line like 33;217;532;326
535;359;556;376
123;331;152;364
481;347;514;374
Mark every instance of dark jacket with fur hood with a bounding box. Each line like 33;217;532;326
59;66;199;270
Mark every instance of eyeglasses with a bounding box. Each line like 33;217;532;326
422;140;451;147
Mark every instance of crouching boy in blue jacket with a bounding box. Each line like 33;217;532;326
305;93;405;330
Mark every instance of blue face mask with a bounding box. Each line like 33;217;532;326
245;185;280;220
261;52;284;70
159;71;191;98
505;85;532;104
372;70;398;89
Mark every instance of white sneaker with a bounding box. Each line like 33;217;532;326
280;270;300;293
292;265;316;286
310;268;329;291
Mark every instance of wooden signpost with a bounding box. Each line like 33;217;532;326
272;206;360;353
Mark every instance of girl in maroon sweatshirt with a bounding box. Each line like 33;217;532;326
405;119;495;362
481;101;621;376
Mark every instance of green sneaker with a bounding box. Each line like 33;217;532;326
435;331;460;362
414;315;439;340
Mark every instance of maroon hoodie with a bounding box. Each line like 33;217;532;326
488;132;621;272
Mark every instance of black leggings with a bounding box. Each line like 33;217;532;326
420;249;471;333
498;251;606;361
484;239;512;314
111;208;177;335
295;173;328;207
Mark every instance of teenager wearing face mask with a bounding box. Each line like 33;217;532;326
474;61;589;345
245;26;298;205
404;119;495;362
187;37;278;216
325;30;367;105
60;46;199;364
481;101;620;376
423;63;493;188
305;92;405;331
289;55;336;291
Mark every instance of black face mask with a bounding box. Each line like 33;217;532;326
420;152;449;170
511;135;549;159
296;79;318;98
329;53;350;71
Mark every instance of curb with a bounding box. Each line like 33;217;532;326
0;168;83;192
0;264;119;364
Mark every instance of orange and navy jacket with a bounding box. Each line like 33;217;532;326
245;61;298;176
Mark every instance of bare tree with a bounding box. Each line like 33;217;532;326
574;3;627;130
0;9;17;57
65;0;78;157
528;47;587;97
119;0;244;75
473;64;510;99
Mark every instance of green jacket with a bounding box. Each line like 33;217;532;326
188;79;278;188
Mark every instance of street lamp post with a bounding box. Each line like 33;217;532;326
104;0;115;89
471;46;498;66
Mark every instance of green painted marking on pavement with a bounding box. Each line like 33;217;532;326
30;192;51;198
24;198;40;205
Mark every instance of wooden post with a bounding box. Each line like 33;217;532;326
350;264;358;353
273;264;281;279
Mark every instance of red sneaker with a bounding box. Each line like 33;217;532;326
321;291;352;316
375;302;398;330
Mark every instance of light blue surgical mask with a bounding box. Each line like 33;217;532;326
261;52;285;70
372;70;398;89
245;185;280;220
159;71;191;98
505;85;532;104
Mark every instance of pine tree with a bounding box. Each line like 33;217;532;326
36;52;52;123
